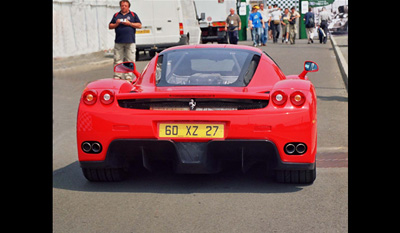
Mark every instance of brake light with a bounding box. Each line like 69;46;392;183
290;91;306;106
179;23;184;35
271;90;287;106
82;90;97;105
100;90;115;105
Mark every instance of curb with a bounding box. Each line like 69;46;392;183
330;35;348;92
53;59;113;74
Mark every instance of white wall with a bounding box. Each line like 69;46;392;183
53;0;120;58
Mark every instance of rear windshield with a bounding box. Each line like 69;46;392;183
156;48;260;87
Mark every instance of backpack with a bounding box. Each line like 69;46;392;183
289;14;296;25
307;13;315;27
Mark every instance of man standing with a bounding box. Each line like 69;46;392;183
109;0;142;81
248;5;264;47
225;8;241;44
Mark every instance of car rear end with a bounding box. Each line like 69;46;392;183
77;88;316;183
77;46;317;183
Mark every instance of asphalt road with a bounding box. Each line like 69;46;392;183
53;38;348;232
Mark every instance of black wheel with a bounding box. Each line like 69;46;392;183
275;167;316;184
82;168;127;182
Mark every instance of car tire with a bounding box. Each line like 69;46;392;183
275;168;316;184
82;168;127;182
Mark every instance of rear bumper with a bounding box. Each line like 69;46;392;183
77;91;317;174
200;28;227;43
79;139;315;174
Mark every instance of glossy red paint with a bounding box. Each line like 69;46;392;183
77;44;318;180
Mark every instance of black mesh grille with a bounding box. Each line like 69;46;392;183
117;98;268;111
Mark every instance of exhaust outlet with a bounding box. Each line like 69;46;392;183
92;142;102;153
285;143;296;154
296;143;306;154
82;142;92;153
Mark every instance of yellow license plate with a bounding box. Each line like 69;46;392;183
158;123;224;139
136;29;151;34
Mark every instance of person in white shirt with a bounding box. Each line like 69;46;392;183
270;4;281;43
258;3;270;46
318;7;331;44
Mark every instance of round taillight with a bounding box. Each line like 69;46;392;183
83;90;97;105
271;90;287;106
100;90;115;105
290;91;306;106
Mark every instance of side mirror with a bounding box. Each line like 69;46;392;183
200;12;205;21
114;61;135;73
299;61;319;79
113;62;140;81
304;61;319;72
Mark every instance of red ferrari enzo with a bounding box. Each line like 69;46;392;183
77;44;318;184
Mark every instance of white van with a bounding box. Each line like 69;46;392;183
132;0;201;58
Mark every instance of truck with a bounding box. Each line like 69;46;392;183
133;0;201;58
193;0;237;44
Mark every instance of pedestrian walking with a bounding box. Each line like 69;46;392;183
317;24;326;43
270;4;281;43
109;0;142;81
248;5;264;47
304;7;315;44
267;5;273;39
281;8;290;44
318;7;331;44
225;8;241;44
288;7;300;44
258;3;270;46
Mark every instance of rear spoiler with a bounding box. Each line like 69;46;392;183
116;91;270;100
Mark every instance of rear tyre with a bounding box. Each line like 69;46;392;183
82;168;127;182
275;167;316;184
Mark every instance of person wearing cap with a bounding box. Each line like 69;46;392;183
248;5;265;47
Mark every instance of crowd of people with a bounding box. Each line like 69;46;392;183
108;0;332;82
226;3;331;47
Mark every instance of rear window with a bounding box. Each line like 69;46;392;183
156;48;260;87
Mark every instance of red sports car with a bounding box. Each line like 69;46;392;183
77;44;318;184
